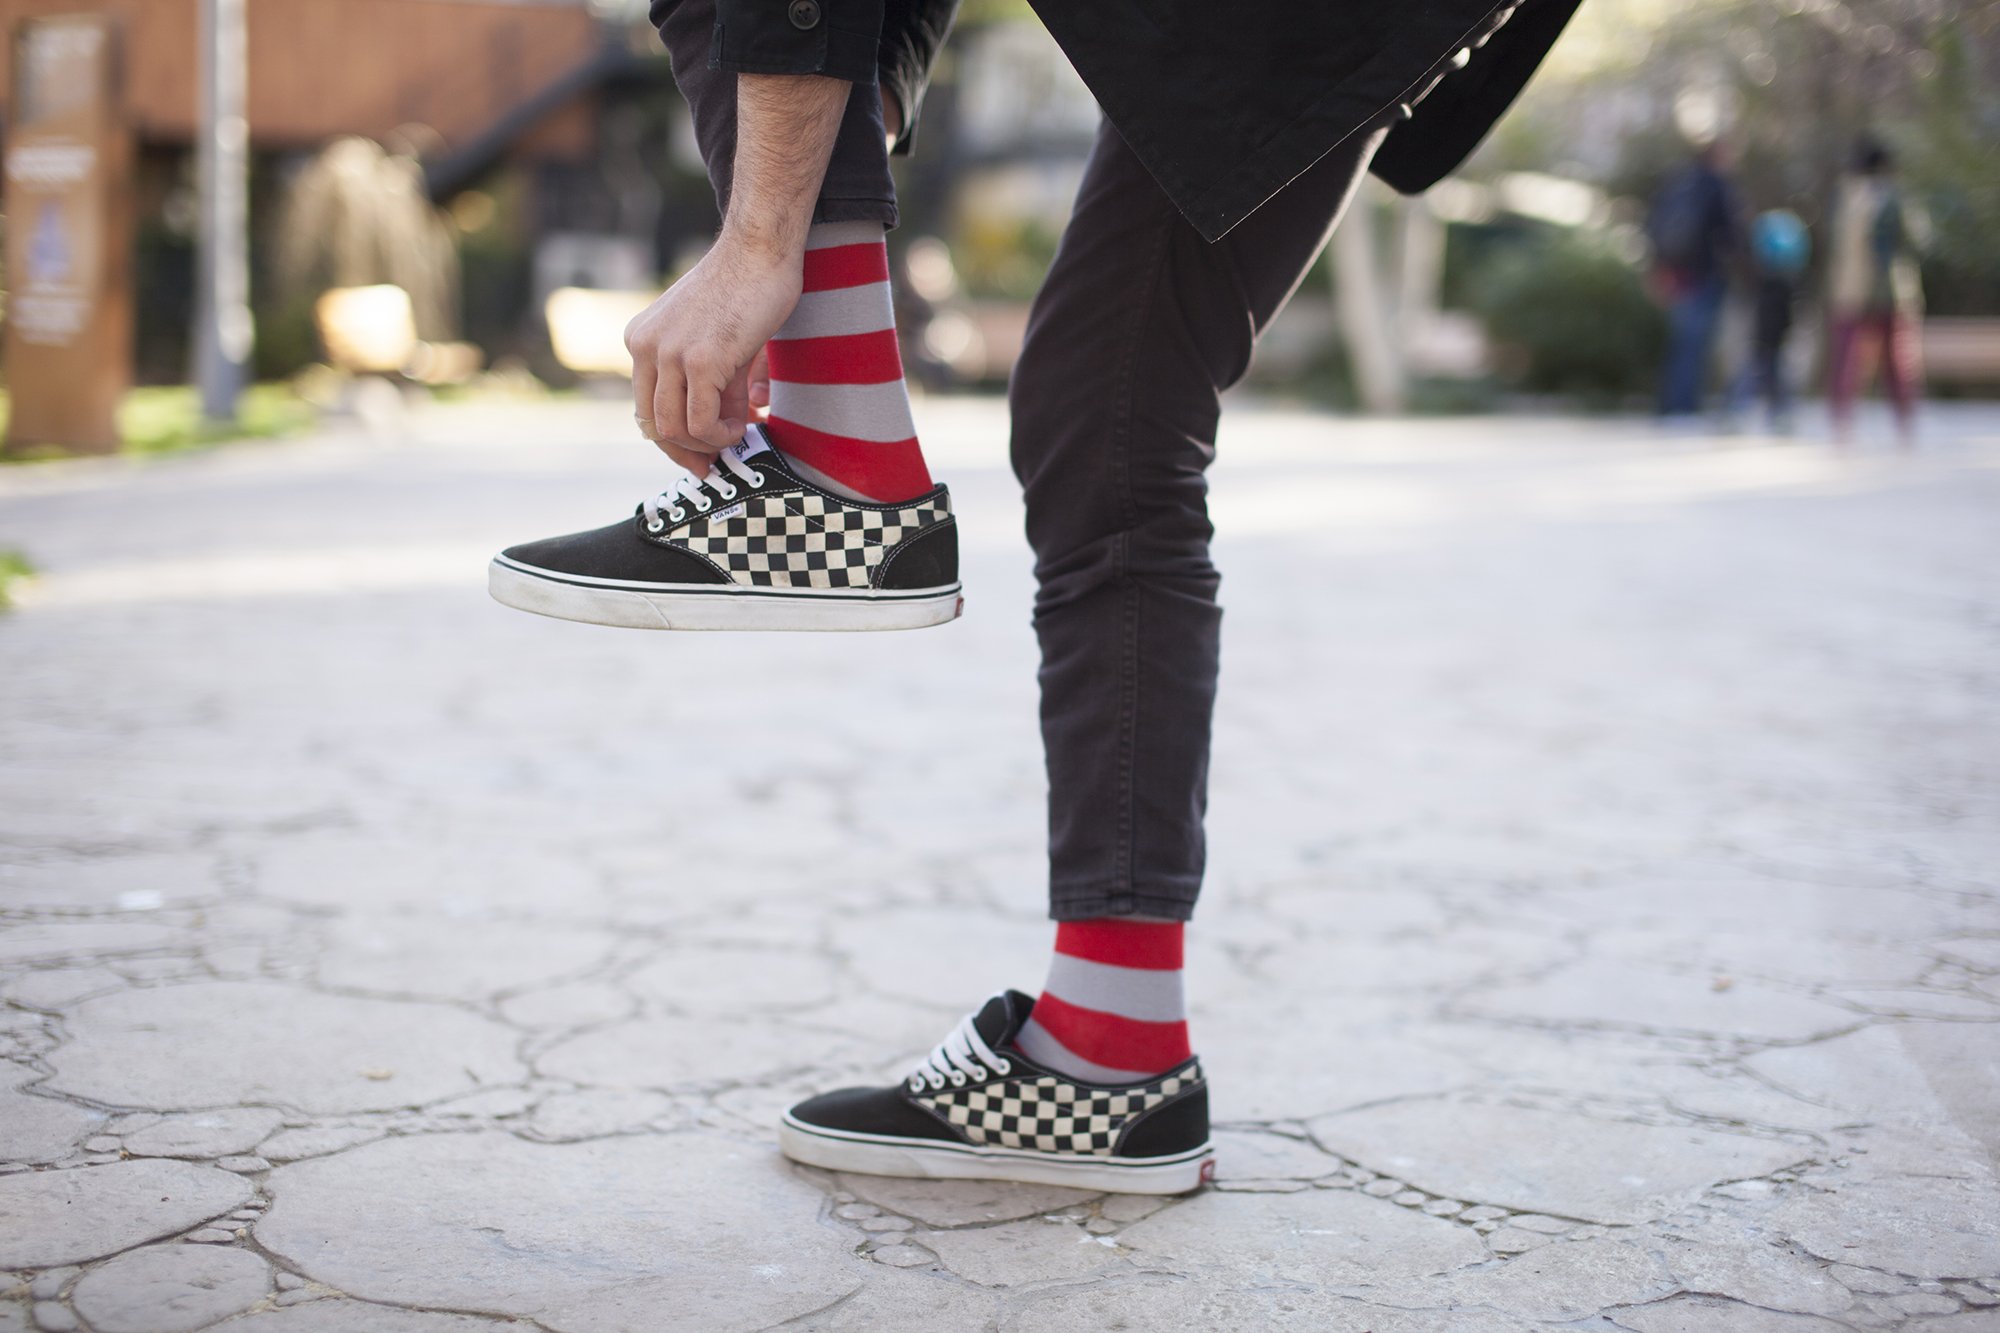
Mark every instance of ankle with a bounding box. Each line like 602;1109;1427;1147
1016;918;1190;1083
762;224;932;502
765;433;931;504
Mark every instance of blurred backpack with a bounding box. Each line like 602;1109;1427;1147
1752;209;1810;277
1867;188;1910;312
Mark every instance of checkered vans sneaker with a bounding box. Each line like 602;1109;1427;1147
779;991;1215;1194
488;426;961;632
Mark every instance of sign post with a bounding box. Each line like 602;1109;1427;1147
4;14;131;455
195;0;249;423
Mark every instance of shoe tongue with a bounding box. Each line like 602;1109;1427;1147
729;425;808;487
974;990;1036;1048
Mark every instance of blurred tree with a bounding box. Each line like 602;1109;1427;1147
1901;24;2000;315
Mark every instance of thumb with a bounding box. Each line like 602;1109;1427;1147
718;361;753;442
748;344;771;410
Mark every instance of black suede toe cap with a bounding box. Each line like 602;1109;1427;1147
501;519;728;585
788;1085;962;1145
875;518;957;590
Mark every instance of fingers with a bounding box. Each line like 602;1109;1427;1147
684;357;746;451
718;363;753;441
651;360;689;455
749;344;770;410
631;357;659;442
643;345;746;456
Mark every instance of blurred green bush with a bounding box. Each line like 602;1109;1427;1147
0;549;33;611
0;386;315;461
1474;234;1664;407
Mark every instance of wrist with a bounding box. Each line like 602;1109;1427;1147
718;211;810;268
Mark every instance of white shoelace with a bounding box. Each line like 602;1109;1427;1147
641;449;767;533
906;1009;1013;1094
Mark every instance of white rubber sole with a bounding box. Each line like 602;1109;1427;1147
778;1116;1216;1195
488;557;962;632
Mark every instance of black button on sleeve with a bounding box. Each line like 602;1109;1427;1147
710;0;881;85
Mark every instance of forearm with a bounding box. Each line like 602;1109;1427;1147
722;73;853;261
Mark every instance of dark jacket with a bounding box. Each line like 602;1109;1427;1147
1646;162;1743;283
695;0;1580;240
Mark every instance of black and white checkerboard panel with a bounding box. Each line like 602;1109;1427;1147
667;492;946;589
920;1066;1198;1155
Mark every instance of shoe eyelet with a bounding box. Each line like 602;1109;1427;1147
694;499;711;513
991;1059;1011;1076
748;470;766;488
645;518;664;534
967;1065;986;1081
669;506;687;523
907;1077;923;1094
948;1071;967;1087
716;484;738;501
927;1075;946;1091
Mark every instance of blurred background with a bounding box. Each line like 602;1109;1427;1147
0;0;1993;460
0;7;1995;1321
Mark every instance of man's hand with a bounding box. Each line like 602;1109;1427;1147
628;71;852;475
626;242;799;474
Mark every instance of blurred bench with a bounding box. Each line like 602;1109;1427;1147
1923;318;2000;386
314;285;482;386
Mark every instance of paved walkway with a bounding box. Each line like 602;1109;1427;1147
1;397;1997;1332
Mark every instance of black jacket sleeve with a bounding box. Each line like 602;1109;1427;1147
707;0;884;83
1371;0;1581;196
878;0;960;154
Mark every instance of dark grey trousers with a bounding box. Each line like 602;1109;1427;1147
659;3;1386;921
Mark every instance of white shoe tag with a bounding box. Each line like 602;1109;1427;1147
730;424;773;463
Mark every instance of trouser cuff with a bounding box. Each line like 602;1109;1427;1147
1049;885;1198;923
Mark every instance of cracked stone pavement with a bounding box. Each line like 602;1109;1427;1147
1;396;1997;1332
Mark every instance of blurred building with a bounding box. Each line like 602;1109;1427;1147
0;0;688;380
0;0;600;152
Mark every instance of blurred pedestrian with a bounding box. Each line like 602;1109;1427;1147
489;0;1580;1194
1826;138;1925;447
1725;209;1810;434
1647;140;1744;418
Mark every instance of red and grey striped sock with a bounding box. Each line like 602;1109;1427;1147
762;221;932;503
1013;919;1191;1084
